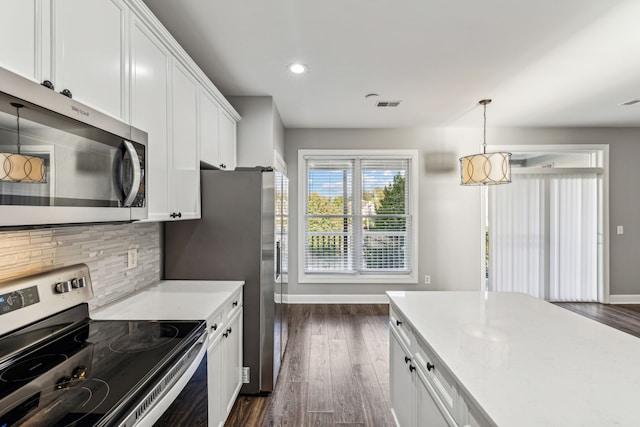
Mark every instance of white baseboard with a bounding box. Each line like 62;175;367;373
284;294;390;304
608;295;640;304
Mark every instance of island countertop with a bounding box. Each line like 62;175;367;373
386;291;640;426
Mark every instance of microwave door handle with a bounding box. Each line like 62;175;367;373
122;140;142;207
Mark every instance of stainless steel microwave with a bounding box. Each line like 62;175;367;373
0;67;147;227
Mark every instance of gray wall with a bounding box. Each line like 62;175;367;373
285;126;640;297
285;127;483;296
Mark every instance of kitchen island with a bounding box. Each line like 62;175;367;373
386;291;640;426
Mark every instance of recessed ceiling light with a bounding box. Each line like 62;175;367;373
288;63;308;74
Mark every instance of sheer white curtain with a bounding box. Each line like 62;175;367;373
489;172;598;302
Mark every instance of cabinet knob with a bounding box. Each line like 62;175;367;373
409;364;416;373
177;212;182;218
404;356;411;364
426;362;435;372
41;80;55;90
223;332;228;338
396;320;402;326
211;323;217;331
60;88;73;98
227;327;232;334
232;301;238;307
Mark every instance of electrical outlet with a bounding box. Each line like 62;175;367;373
424;275;431;285
127;249;138;269
242;367;250;383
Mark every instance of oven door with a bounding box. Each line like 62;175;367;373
117;331;208;427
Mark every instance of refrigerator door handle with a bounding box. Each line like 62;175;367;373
276;241;281;277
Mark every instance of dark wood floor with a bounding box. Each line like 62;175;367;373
225;302;640;427
225;304;393;427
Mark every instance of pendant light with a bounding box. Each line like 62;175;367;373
459;99;511;185
0;103;47;183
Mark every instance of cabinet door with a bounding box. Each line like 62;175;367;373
51;0;127;119
199;89;220;168
416;371;452;427
0;0;40;82
218;110;236;171
130;17;170;221
207;334;224;427
170;61;200;219
223;309;243;417
390;331;414;427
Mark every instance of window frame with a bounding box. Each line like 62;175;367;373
298;149;419;284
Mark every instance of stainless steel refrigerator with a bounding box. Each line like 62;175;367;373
163;167;288;394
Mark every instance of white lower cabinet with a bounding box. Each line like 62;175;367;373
207;291;243;427
390;308;490;427
390;329;416;427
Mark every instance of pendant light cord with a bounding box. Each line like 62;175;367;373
479;99;491;154
16;106;21;155
11;102;24;155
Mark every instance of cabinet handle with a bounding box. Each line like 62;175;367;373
404;356;411;364
227;327;232;334
396;320;402;326
178;212;182;218
41;80;55;90
426;362;435;372
409;364;416;373
223;331;228;338
232;301;238;307
211;323;217;331
60;88;72;98
170;212;183;219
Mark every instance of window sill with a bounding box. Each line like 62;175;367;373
298;274;418;285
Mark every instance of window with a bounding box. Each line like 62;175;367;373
298;150;418;284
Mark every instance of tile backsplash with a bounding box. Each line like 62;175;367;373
0;222;160;309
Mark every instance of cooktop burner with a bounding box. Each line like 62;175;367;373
0;314;204;427
0;354;69;383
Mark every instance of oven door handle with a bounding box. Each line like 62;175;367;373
122;330;208;427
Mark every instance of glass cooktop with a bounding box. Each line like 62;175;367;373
0;316;204;427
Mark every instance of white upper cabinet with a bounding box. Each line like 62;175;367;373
130;16;170;221
199;89;237;171
0;0;40;81
0;0;127;119
218;110;237;171
199;88;221;168
50;0;128;120
169;61;200;220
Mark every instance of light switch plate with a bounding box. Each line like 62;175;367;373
127;249;138;268
617;225;624;235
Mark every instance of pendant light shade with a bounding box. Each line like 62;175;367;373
459;99;511;186
0;103;47;184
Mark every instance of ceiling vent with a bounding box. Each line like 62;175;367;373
376;100;401;107
621;99;640;106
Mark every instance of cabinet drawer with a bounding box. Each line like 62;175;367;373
227;290;243;320
414;337;457;420
390;307;413;350
208;310;224;343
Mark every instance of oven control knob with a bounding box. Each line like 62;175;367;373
72;277;87;288
56;376;73;390
72;366;88;380
55;281;72;293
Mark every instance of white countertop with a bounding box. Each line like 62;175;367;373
386;291;640;426
91;280;244;321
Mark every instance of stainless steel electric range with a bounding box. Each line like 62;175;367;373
0;264;207;427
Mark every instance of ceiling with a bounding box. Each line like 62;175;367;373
142;0;640;129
